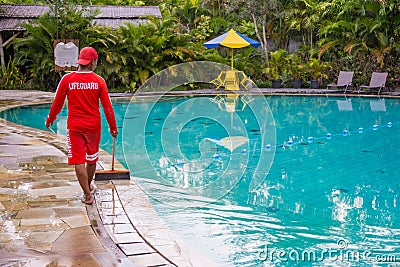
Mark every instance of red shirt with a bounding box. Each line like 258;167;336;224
47;71;117;134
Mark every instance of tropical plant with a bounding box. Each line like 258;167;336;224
225;0;280;64
287;53;306;81
169;0;211;34
287;0;323;49
307;57;330;83
103;11;196;90
317;0;399;68
0;59;28;90
13;0;96;90
264;49;288;80
203;0;228;17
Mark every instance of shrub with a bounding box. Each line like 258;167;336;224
0;59;28;90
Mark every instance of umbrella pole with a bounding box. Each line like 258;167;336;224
231;49;234;69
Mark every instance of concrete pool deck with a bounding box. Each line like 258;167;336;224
0;88;398;267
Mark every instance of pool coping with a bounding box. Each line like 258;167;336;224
129;87;400;98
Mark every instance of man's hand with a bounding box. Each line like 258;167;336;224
45;118;53;129
111;130;118;138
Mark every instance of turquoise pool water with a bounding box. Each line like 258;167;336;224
2;95;400;266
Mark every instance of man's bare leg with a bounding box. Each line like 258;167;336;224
87;163;96;191
75;164;93;204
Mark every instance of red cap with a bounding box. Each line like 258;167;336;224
76;47;98;65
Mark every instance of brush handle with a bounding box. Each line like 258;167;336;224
111;136;116;171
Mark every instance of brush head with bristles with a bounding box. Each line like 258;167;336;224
94;170;130;181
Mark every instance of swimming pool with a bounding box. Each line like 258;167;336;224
2;95;400;266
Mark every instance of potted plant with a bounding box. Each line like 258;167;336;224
264;49;288;88
307;58;331;89
287;53;306;89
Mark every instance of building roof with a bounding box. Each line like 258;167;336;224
0;4;161;32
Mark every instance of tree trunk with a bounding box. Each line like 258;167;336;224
251;12;269;66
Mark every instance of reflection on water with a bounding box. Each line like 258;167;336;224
122;95;275;206
2;96;400;266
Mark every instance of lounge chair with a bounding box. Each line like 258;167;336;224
240;74;254;91
326;71;354;93
358;72;388;95
211;72;224;90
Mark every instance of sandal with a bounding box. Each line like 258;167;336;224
81;194;94;205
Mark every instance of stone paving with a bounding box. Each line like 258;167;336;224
0;90;213;267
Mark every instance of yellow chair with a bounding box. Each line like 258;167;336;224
239;73;253;91
211;77;223;90
212;70;253;91
211;71;225;90
224;70;240;91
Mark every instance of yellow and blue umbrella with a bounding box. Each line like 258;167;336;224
204;29;261;69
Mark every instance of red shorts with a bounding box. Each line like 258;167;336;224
67;130;101;165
